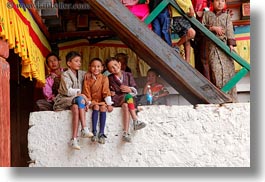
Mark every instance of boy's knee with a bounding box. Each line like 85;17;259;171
99;105;107;112
122;103;128;109
93;105;100;110
188;28;196;39
72;96;86;109
71;104;78;111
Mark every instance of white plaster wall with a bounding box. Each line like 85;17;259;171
28;103;250;167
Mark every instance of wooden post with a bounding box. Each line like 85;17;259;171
86;0;231;104
0;39;10;167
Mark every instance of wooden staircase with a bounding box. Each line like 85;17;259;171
87;0;232;105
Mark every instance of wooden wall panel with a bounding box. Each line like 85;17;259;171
0;57;11;167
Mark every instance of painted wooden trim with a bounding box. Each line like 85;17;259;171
0;57;11;167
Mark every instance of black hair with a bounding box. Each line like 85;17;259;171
147;68;159;76
90;57;103;65
115;53;128;64
105;57;118;69
45;52;60;65
65;51;81;64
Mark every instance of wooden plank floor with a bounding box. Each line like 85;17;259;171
87;0;231;104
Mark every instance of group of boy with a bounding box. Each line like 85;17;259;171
37;0;238;149
36;52;146;149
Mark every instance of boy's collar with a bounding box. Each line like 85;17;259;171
214;9;226;16
92;74;101;80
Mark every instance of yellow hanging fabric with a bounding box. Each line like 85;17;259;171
0;0;51;86
58;39;150;77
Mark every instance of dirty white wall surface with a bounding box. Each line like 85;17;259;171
28;103;250;167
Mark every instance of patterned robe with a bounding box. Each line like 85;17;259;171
202;10;237;102
108;71;137;107
82;74;111;105
53;69;86;111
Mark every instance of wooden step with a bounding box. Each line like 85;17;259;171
87;0;231;104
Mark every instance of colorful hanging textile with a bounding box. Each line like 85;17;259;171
234;25;250;71
58;39;150;78
0;0;51;86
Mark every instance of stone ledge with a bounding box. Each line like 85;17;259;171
28;103;250;167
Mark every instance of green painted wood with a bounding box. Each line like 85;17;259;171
221;68;249;93
168;0;250;92
169;0;250;71
144;0;170;25
86;0;231;104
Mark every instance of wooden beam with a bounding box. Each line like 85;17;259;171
86;0;231;104
50;30;116;41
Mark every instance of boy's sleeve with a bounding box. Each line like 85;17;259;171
161;85;169;95
108;75;117;92
102;76;112;98
82;79;92;101
202;11;210;28
59;73;80;97
226;14;237;47
102;76;113;105
127;72;138;96
42;76;54;101
127;72;137;88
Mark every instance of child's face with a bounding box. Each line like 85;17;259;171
47;55;60;71
118;59;127;71
212;0;226;12
147;71;157;84
107;60;121;75
67;56;81;71
90;60;103;76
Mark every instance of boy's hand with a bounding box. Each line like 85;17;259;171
153;95;159;101
146;78;152;85
211;26;224;36
107;105;113;112
120;85;131;93
110;91;115;96
145;82;152;87
187;6;195;17
229;45;235;52
85;104;89;111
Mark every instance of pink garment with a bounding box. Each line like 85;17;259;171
43;68;64;102
192;0;207;12
126;4;152;29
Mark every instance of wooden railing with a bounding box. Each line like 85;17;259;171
144;0;251;93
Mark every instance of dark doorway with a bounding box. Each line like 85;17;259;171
8;50;35;167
